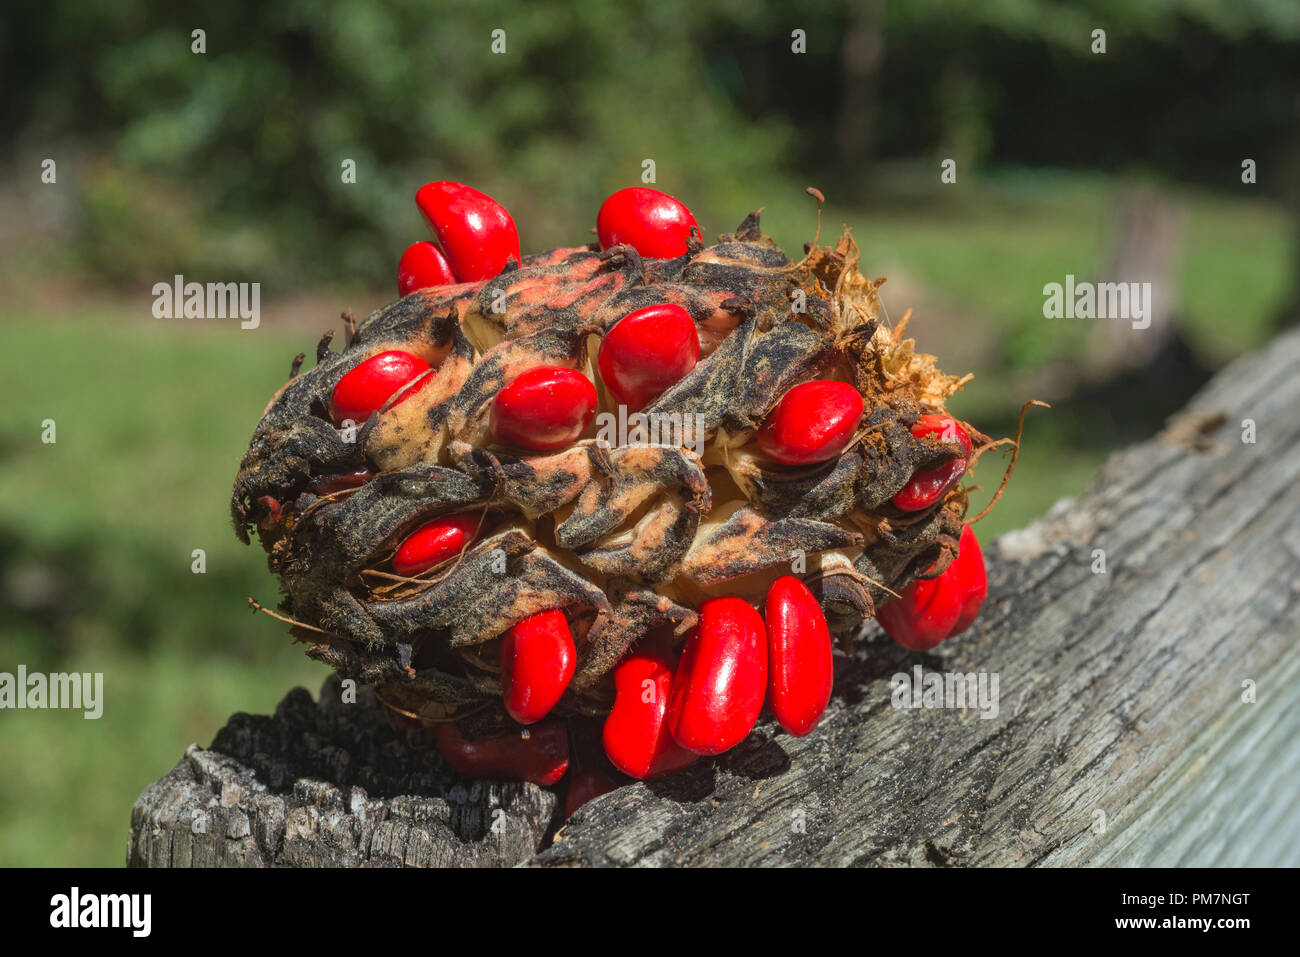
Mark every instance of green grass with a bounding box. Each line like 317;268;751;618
1177;191;1295;359
753;170;1293;372
0;313;324;866
0;648;320;867
0;170;1292;866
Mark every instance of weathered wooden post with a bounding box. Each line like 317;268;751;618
130;328;1300;867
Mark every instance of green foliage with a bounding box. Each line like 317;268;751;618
6;0;1297;289
10;0;795;285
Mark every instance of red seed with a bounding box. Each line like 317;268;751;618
891;414;973;512
667;597;767;756
597;303;700;410
328;350;433;425
489;366;597;451
764;577;834;737
875;569;962;652
947;525;987;638
603;640;699;779
875;526;987;652
432;719;569;785
415;181;521;281
756;380;865;466
500;609;577;725
596;187;699;260
310;468;374;495
392;513;479;577
397;240;458;295
256;496;282;530
562;768;620;821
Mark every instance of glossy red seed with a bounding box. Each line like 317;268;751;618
328;350;432;425
756;380;865;466
397;240;458;295
432;719;569;785
667;598;768;756
596;187;699;259
562;768;620;820
489;366;597;451
875;570;962;653
876;526;986;652
597;303;700;411
500;609;577;725
392;513;479;577
603;641;699;779
891;414;973;512
947;525;987;638
764;577;834;737
415;181;521;281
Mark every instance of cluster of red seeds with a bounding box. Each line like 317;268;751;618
330;182;990;801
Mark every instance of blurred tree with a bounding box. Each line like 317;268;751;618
2;0;795;285
1;0;1297;289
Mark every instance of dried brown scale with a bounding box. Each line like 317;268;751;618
232;211;988;739
570;579;697;695
447;440;607;519
365;531;613;653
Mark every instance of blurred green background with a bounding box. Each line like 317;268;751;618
1;0;1298;866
